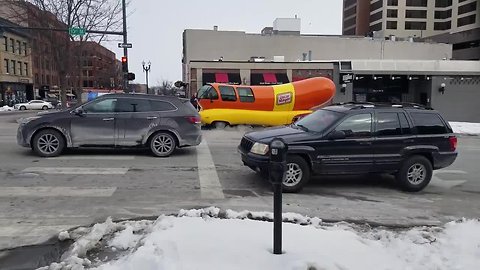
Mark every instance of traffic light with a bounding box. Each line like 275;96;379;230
124;72;135;81
121;56;128;72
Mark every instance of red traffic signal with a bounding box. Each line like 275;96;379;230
121;56;128;72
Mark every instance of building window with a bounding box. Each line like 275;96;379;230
406;0;427;6
458;2;477;15
24;63;28;76
387;0;398;6
9;38;14;53
344;16;357;29
387;9;398;18
387;21;398;29
45;60;50;70
3;36;7;51
405;21;427;30
18;61;22;75
435;0;452;7
434;21;451;30
371;21;383;31
11;60;16;75
457;14;476;27
35;73;39;83
343;28;356;35
406;10;427;18
344;6;357;18
16;40;21;54
435;10;452;19
370;0;383;12
344;0;356;8
23;42;27;55
370;10;383;23
3;59;8;74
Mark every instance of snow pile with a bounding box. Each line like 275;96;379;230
39;209;480;270
450;122;480;135
0;105;13;112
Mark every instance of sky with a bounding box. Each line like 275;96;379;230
103;0;343;86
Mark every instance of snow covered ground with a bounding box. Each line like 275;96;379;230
39;208;480;270
0;105;14;112
449;122;480;136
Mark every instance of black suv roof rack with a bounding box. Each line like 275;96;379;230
331;102;433;110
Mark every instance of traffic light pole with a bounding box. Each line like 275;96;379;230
122;0;128;92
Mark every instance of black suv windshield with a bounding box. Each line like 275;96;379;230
294;109;343;133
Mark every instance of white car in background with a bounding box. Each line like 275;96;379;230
14;100;54;110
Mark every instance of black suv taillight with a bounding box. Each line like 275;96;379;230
449;136;457;151
186;116;201;124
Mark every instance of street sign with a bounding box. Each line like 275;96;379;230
69;27;86;36
118;43;132;48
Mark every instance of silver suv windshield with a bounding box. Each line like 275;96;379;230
294;109;343;133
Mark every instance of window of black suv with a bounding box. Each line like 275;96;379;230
294;109;343;132
333;113;372;138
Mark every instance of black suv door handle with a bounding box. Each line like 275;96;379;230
403;139;414;143
147;116;158;120
359;141;372;145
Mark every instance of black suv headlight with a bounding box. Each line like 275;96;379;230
250;142;269;155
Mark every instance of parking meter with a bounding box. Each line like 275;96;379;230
269;138;288;184
269;138;288;255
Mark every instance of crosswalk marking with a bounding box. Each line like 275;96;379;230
23;167;129;174
47;155;136;160
0;186;117;197
197;140;225;199
431;170;468;189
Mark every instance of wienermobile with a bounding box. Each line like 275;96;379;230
196;77;336;127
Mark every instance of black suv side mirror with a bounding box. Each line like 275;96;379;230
328;130;346;140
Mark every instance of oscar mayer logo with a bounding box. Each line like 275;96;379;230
276;92;292;105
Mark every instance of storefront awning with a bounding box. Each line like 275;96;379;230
251;73;289;85
202;72;241;85
215;73;229;83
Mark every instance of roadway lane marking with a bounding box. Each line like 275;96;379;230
47;155;136;160
22;167;129;174
431;170;468;189
0;186;117;197
434;169;468;174
0;224;81;237
196;140;225;199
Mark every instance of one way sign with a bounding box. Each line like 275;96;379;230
118;43;133;48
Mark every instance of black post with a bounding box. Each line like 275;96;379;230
122;0;128;92
269;138;288;255
142;61;151;94
273;180;282;254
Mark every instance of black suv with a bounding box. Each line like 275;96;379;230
239;103;458;193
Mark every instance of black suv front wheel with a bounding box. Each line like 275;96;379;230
396;155;433;192
32;129;65;157
282;155;310;193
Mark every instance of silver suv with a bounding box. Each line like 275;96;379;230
17;94;202;157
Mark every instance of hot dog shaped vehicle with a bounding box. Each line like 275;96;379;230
196;77;336;127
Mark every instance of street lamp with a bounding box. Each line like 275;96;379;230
142;61;151;94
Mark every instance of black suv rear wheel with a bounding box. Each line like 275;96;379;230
396;155;432;192
283;155;310;193
150;132;177;157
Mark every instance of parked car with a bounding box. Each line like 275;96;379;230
239;102;458;193
14;100;54;110
17;94;202;157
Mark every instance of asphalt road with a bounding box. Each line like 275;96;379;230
0;111;479;250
